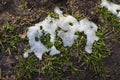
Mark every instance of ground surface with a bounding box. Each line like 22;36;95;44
0;0;120;80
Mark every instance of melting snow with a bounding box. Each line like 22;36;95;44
79;18;99;53
57;14;79;47
101;0;120;18
50;46;60;55
23;52;29;58
54;6;63;15
24;7;99;60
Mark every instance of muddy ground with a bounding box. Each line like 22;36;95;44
0;0;120;80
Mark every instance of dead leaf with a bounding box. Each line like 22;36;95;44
19;33;26;39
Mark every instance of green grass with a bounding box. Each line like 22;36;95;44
16;55;39;80
0;21;28;54
19;2;27;10
99;7;120;32
40;34;53;48
98;5;120;43
47;11;59;18
82;27;110;78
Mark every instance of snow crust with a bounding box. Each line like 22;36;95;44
101;0;120;18
24;7;99;60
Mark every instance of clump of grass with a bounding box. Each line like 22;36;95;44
39;35;77;79
81;27;110;78
19;2;27;10
47;11;59;18
99;7;120;32
3;21;14;31
41;54;70;79
0;21;22;54
97;5;120;43
16;55;39;79
40;34;53;48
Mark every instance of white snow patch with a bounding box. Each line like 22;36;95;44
58;30;78;47
79;18;99;53
40;16;58;43
31;41;48;60
24;7;99;60
23;52;29;58
101;0;120;18
54;6;63;15
23;50;32;58
26;24;48;60
50;46;60;55
57;14;79;47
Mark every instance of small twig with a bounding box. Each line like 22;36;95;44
0;68;1;79
0;41;4;49
5;48;11;55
